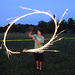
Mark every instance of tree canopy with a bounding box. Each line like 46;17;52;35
0;18;75;33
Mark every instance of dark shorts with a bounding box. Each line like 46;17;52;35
33;53;44;61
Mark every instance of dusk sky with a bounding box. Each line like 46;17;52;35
0;0;75;26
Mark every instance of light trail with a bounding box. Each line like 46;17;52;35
7;16;19;20
23;49;60;53
1;6;68;57
58;9;68;25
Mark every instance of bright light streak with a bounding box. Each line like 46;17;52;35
23;49;60;53
1;6;68;58
58;9;68;24
7;16;19;20
19;6;40;12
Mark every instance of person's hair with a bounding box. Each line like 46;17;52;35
36;28;43;35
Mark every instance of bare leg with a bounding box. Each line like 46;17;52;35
40;61;42;70
36;60;39;69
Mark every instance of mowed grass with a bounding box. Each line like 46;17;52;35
0;33;75;75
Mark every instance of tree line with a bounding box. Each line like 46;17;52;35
0;18;75;33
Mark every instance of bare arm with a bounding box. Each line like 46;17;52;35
32;36;42;45
29;28;43;45
29;28;34;38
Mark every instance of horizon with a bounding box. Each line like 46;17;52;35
1;17;73;27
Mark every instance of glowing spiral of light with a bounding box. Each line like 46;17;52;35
2;6;68;57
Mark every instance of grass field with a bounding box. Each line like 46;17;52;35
0;33;75;75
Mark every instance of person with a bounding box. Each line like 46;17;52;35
29;28;44;71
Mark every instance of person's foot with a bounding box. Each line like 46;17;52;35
39;68;42;71
36;68;39;71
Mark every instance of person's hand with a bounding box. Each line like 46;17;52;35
50;42;53;45
30;28;34;32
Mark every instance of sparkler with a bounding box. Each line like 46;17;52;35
1;6;68;58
